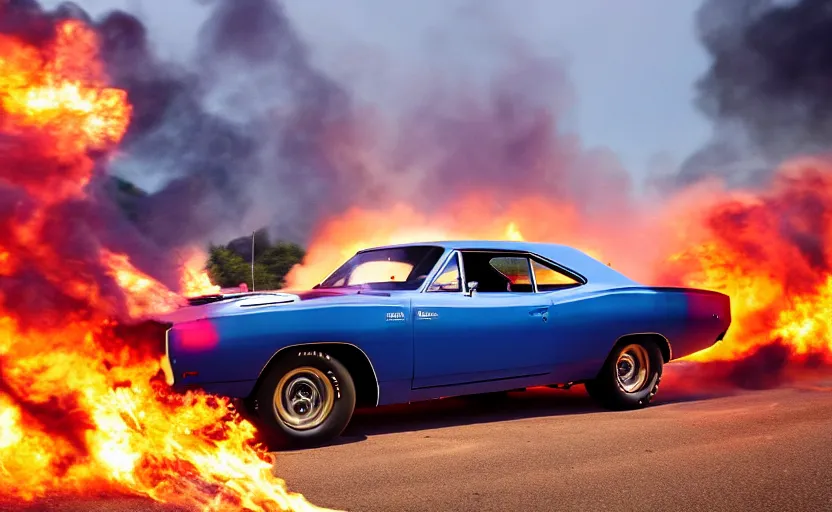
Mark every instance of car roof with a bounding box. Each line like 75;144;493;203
359;240;639;286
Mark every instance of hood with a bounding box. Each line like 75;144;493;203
151;287;393;324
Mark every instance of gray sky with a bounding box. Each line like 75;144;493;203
43;0;711;180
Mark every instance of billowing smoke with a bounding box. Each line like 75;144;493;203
0;0;353;252
19;0;633;256
0;0;181;310
99;0;361;247
679;0;832;186
384;56;633;218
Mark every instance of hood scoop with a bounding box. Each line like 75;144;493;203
237;293;299;308
186;292;299;307
187;294;226;306
356;289;391;297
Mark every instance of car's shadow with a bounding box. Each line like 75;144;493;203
346;387;594;438
280;382;736;450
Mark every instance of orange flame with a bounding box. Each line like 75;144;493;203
179;248;223;297
0;20;130;202
288;164;832;368
663;160;832;362
0;19;330;511
286;196;588;289
102;250;183;317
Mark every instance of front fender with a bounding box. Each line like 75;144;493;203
165;300;413;398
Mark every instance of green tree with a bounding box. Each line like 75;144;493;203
101;179;306;292
206;245;251;288
206;233;306;290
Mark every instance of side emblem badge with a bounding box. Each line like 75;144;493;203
417;310;439;320
386;312;406;322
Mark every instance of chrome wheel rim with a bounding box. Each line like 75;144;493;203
274;367;334;430
615;344;650;393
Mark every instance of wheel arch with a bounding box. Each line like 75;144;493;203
613;332;672;363
250;342;380;408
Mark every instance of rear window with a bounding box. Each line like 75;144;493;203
531;259;582;291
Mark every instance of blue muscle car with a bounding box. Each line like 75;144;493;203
157;241;731;447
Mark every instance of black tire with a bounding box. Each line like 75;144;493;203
253;349;356;449
585;339;663;410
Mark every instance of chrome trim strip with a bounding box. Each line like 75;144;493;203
530;253;587;285
418;248;457;293
527;256;537;293
457;251;468;294
422;250;468;295
422;248;586;294
317;245;585;293
257;341;381;407
456;249;587;285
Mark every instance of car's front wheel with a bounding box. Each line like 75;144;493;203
585;339;663;410
253;350;356;449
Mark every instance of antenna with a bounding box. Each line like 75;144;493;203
251;230;256;292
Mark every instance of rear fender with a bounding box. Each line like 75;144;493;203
548;287;730;382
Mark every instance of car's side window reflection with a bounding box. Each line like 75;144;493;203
427;253;462;292
531;259;582;291
488;256;534;292
456;251;584;293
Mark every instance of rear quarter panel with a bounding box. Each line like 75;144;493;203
547;286;730;383
166;295;412;398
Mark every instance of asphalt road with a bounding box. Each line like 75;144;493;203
6;366;832;512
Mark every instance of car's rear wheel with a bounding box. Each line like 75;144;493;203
585;339;663;410
253;350;356;449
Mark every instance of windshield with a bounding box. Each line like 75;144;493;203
318;245;445;290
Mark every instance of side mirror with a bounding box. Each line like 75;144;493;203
465;281;479;297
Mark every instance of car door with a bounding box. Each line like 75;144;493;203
411;250;554;389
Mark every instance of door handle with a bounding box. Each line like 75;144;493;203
529;307;549;322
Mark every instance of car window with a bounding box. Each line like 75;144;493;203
489;257;532;284
319;245;444;290
531;259;582;291
458;252;534;293
427;253;462;292
488;256;533;292
348;261;414;285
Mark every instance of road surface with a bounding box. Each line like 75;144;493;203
6;368;832;511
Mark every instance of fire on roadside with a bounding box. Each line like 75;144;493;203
0;18;332;512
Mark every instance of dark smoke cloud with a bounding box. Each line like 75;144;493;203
0;0;349;250
99;0;378;247
679;0;832;186
664;341;829;393
29;0;635;255
389;56;633;216
0;0;181;312
119;0;630;247
3;0;632;285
